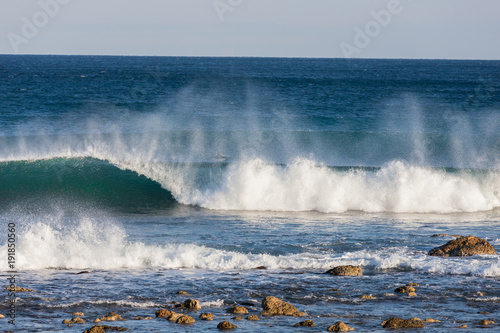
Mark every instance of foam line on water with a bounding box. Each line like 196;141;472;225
1;216;499;277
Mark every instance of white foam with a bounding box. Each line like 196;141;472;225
1;216;499;277
44;300;162;308
157;158;500;214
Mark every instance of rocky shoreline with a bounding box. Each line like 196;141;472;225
2;235;497;332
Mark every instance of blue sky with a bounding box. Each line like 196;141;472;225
1;0;499;59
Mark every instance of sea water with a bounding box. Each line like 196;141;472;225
0;55;499;332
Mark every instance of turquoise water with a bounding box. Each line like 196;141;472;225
0;55;499;332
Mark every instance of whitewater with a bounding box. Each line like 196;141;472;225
1;55;499;332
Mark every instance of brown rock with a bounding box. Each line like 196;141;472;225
479;320;495;325
217;321;238;330
428;235;497;257
93;319;101;323
200;313;215;321
6;286;35;292
261;296;300;316
253;266;267;270
327;321;355;332
423;318;441;323
407;283;419;287
73;312;85;316
100;312;122;321
155;309;173;318
134;316;153;320
408;292;417;297
63;317;85;324
177;290;189;295
457;324;467;328
325;265;362;276
83;326;107;333
395;286;416;294
167;313;183;322
99;325;129;331
227;306;249;314
360;294;376;300
247;315;260;321
382;317;425;328
293;319;315;327
176;315;195;324
0;314;5;319
293;312;308;317
181;299;201;310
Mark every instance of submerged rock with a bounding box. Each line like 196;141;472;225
360;294;376;300
176;315;195;324
134;316;153;320
479;320;495;325
395;286;416;294
217;321;238;330
200;313;215;321
261;296;300;316
382;317;425;328
6;286;35;292
325;265;362;276
293;319;315;327
428;235;497;257
327;321;355;332
63;317;85;324
247;315;259;321
227;306;249;314
181;299;202;310
423;318;441;323
155;309;173;318
83;325;129;333
99;312;122;321
73;312;85;316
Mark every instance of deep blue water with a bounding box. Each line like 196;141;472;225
0;55;499;332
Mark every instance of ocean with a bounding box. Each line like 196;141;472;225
0;55;499;332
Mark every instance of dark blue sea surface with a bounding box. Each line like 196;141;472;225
0;55;499;332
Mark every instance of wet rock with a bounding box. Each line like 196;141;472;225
63;317;85;324
253;266;267;270
232;316;244;320
247;315;260;321
181;299;202;310
217;321;238;330
478;311;489;314
423;318;441;323
134;316;153;320
407;283;420;287
293;312;308;317
456;324;467;328
98;325;129;331
176;315;195;324
77;271;90;274
293;319;315;327
6;286;35;292
227;306;249;314
83;326;107;333
261;296;300;316
431;234;462;238
360;294;376;300
93;319;101;323
167;313;184;322
428;235;497;257
200;313;215;321
155;309;173;318
0;314;5;319
383;293;395;296
382;317;425;328
177;290;189;295
395;286;416;294
73;312;85;316
327;321;354;332
325;265;362;276
408;291;417;297
479;320;495;325
99;312;122;321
